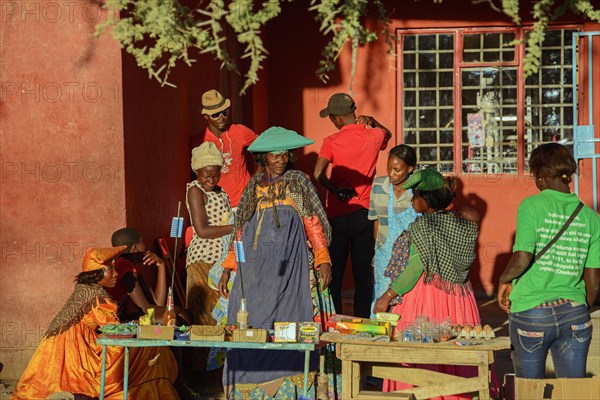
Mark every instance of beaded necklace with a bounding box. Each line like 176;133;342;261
262;173;283;183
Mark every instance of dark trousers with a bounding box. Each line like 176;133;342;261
328;208;375;318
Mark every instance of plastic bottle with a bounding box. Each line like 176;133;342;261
162;287;176;327
237;298;248;330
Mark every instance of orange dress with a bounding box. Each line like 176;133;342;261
12;284;178;400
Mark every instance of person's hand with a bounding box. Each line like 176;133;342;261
218;269;231;299
335;187;356;201
143;251;165;268
497;282;512;313
318;263;332;290
356;115;375;127
373;292;393;314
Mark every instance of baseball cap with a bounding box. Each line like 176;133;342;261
319;93;357;118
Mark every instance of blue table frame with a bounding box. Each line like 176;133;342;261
96;337;316;400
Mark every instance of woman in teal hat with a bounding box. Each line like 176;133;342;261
218;127;336;399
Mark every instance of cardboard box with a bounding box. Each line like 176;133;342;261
298;322;320;343
274;322;297;342
190;325;225;341
137;325;175;340
232;328;268;343
515;376;600;399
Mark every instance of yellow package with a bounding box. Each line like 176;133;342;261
139;308;155;326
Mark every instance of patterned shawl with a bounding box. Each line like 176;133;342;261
234;170;331;245
410;211;478;295
45;283;113;338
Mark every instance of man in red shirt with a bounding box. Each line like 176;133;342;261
314;93;391;317
192;89;258;208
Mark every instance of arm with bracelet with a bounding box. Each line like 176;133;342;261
373;243;423;314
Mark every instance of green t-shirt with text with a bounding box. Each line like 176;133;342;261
510;190;600;313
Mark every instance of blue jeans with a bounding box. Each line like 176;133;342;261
509;301;592;378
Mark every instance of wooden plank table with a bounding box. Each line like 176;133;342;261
321;332;510;400
96;337;316;400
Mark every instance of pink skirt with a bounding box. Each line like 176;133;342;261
383;277;497;399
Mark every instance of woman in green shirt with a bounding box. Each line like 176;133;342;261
498;142;600;379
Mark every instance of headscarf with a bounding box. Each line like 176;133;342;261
402;168;446;191
81;246;127;272
191;142;224;171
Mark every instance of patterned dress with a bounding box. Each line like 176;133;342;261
222;171;339;399
12;284;178;400
185;181;231;326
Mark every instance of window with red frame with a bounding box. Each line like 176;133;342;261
399;27;578;174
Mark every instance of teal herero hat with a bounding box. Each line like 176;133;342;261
248;126;314;153
402;168;446;191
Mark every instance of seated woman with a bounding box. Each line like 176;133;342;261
218;126;335;399
12;246;179;400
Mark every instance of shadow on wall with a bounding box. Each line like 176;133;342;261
265;0;341;134
453;177;495;295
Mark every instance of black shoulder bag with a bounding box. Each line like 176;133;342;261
533;202;584;263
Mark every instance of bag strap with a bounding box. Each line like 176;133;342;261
534;202;584;263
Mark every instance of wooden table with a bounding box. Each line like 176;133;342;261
96;337;316;400
321;332;510;400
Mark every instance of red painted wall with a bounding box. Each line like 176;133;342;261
0;1;125;381
119;51;220;257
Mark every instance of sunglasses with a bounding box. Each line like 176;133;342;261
209;109;229;120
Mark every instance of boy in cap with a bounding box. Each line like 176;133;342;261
192;89;258;208
314;92;391;317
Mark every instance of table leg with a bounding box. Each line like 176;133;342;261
342;360;353;399
303;350;310;398
478;362;490;400
99;345;107;400
123;347;130;400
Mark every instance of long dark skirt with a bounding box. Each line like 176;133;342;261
224;205;318;396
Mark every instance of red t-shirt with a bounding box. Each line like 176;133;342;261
318;124;389;218
193;124;257;207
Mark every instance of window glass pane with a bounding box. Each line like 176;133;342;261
462;70;480;87
404;109;417;129
524;29;576;166
419;90;437;106
464;34;480;50
403;53;416;69
419;53;437;69
464;52;479;63
440;130;454;143
461;67;518;174
419;72;437;87
401;32;455;171
404;91;416;107
418;35;436;50
439;35;454;50
463;32;515;63
483;51;501;62
483;33;500;48
404;72;416;88
439;72;453;86
404;35;416;51
439;90;454;106
439;53;454;69
502;51;514;62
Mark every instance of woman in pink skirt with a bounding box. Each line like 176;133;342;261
373;168;494;399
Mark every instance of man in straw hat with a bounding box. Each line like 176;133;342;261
192;89;258;208
314;92;391;318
